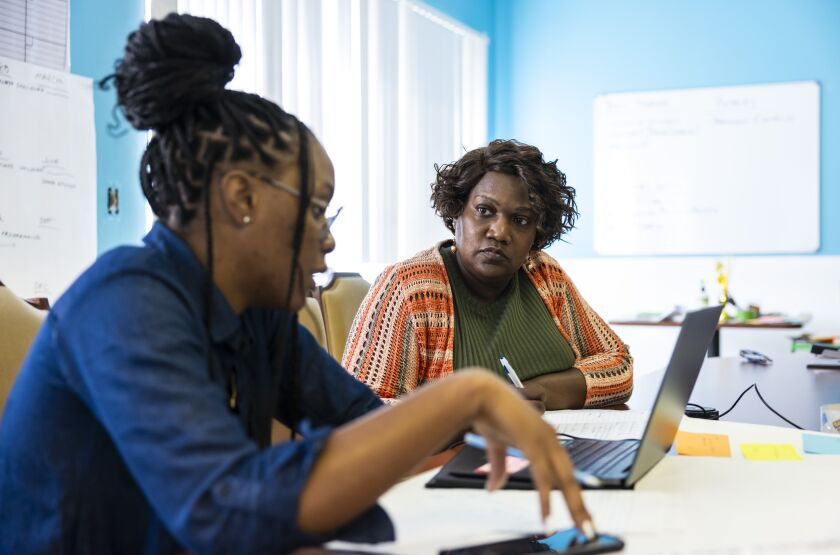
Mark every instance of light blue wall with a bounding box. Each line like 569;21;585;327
497;0;840;258
71;0;840;258
70;0;147;254
423;0;499;139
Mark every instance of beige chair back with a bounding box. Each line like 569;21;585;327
0;284;48;415
269;297;328;445
297;297;327;349
319;273;371;361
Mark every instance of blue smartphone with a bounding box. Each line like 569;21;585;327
439;527;624;554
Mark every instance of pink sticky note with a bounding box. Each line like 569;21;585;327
474;456;530;474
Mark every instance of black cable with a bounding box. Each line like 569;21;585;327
686;402;714;417
753;384;804;430
716;383;804;430
555;384;804;450
559;383;805;445
717;384;756;419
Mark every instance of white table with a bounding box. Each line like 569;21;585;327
329;417;840;554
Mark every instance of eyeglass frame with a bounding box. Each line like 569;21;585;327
244;171;342;236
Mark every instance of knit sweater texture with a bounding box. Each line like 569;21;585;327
342;243;633;407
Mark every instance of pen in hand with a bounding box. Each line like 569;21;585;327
499;355;525;388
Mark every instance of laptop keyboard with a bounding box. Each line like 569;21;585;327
564;438;640;476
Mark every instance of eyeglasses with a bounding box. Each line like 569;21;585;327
246;171;342;238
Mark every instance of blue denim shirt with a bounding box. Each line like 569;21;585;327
0;223;392;554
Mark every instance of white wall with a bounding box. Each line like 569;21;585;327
559;255;840;376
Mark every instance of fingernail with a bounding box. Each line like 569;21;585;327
581;520;596;541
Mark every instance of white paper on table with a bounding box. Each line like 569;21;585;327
543;409;650;440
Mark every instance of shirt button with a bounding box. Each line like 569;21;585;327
215;482;231;497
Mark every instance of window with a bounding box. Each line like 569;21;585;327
150;0;488;274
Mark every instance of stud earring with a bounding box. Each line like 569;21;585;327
242;215;251;224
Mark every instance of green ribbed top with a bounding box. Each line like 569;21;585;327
441;245;576;382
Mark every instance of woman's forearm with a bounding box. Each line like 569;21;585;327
296;370;492;534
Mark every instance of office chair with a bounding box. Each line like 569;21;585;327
319;273;371;361
269;297;329;445
297;297;328;350
0;282;48;416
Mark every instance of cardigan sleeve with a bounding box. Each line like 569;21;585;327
555;271;634;408
342;266;421;403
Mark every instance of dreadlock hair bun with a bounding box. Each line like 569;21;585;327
110;13;241;131
101;13;300;225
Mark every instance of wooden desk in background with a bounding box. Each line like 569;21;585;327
610;318;803;357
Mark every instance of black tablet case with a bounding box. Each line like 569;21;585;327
807;360;840;370
425;445;535;490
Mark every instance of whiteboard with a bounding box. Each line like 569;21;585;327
593;81;820;255
0;56;97;300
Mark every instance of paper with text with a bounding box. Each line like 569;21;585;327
0;56;96;300
544;409;649;441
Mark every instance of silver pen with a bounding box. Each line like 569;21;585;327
499;355;525;388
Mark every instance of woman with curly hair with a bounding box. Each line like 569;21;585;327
345;140;633;410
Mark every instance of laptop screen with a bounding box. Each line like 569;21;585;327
626;305;723;485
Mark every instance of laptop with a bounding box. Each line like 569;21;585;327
426;304;723;490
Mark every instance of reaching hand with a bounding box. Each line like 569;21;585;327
296;367;594;540
464;369;593;536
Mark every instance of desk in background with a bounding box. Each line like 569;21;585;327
610;318;803;357
630;352;840;431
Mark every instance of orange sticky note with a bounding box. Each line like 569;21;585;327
675;431;731;457
740;443;802;461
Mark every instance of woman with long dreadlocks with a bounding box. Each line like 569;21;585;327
0;14;594;554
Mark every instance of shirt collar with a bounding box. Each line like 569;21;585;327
143;221;242;344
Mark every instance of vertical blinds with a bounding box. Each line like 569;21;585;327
173;0;488;267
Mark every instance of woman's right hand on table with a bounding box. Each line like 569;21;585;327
461;368;594;536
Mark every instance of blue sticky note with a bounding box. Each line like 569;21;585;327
803;433;840;455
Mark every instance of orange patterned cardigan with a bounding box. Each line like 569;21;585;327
343;243;633;407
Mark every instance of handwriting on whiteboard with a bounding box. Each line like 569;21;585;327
0;55;96;300
593;81;819;255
